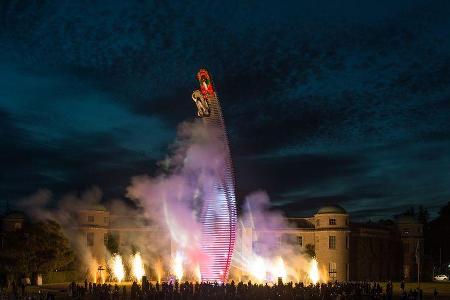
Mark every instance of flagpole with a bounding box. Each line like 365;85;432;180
417;258;420;289
416;240;420;290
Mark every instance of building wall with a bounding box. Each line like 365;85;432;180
240;213;350;282
78;210;110;227
73;208;420;283
1;214;24;232
313;213;350;282
78;210;110;263
298;230;315;248
398;220;423;280
350;226;403;281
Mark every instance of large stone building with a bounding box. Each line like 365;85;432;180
235;205;350;281
74;205;421;282
235;205;422;282
0;205;422;282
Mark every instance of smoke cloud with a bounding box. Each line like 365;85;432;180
18;117;318;283
125;119;230;278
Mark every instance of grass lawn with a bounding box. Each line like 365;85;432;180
379;281;450;296
24;283;68;296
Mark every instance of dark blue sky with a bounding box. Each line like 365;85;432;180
1;0;450;220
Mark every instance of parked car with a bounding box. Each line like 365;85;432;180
434;274;449;281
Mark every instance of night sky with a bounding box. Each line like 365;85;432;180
1;1;450;220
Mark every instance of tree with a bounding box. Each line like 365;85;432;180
0;220;74;278
417;206;429;225
27;220;74;275
404;206;416;217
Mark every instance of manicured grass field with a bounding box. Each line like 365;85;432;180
379;281;450;296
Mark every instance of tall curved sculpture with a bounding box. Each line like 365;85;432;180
192;69;237;282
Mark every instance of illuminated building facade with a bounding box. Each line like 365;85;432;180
236;206;351;282
191;69;237;282
77;208;110;264
236;205;421;282
51;205;421;282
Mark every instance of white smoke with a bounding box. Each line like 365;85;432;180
18;118;316;283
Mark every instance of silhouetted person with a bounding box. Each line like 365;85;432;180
131;281;138;300
20;280;25;297
122;285;127;300
11;280;18;298
386;281;393;300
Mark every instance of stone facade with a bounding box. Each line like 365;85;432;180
349;223;404;281
238;205;350;282
314;207;350;282
237;205;421;282
78;209;110;263
74;205;421;282
398;215;424;280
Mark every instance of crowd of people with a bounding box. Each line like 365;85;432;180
66;279;430;300
0;279;440;300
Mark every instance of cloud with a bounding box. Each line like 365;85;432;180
1;1;450;220
0;65;172;201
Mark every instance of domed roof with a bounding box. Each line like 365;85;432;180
316;205;347;215
397;215;418;224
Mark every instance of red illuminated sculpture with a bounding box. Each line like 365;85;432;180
192;69;237;282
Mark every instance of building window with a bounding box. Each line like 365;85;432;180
329;218;336;225
316;219;320;227
104;233;108;245
87;232;94;246
403;228;409;235
88;215;94;223
278;235;284;248
14;222;22;230
104;217;108;224
329;262;337;280
297;236;303;246
329;236;336;249
345;218;349;226
346;236;349;249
